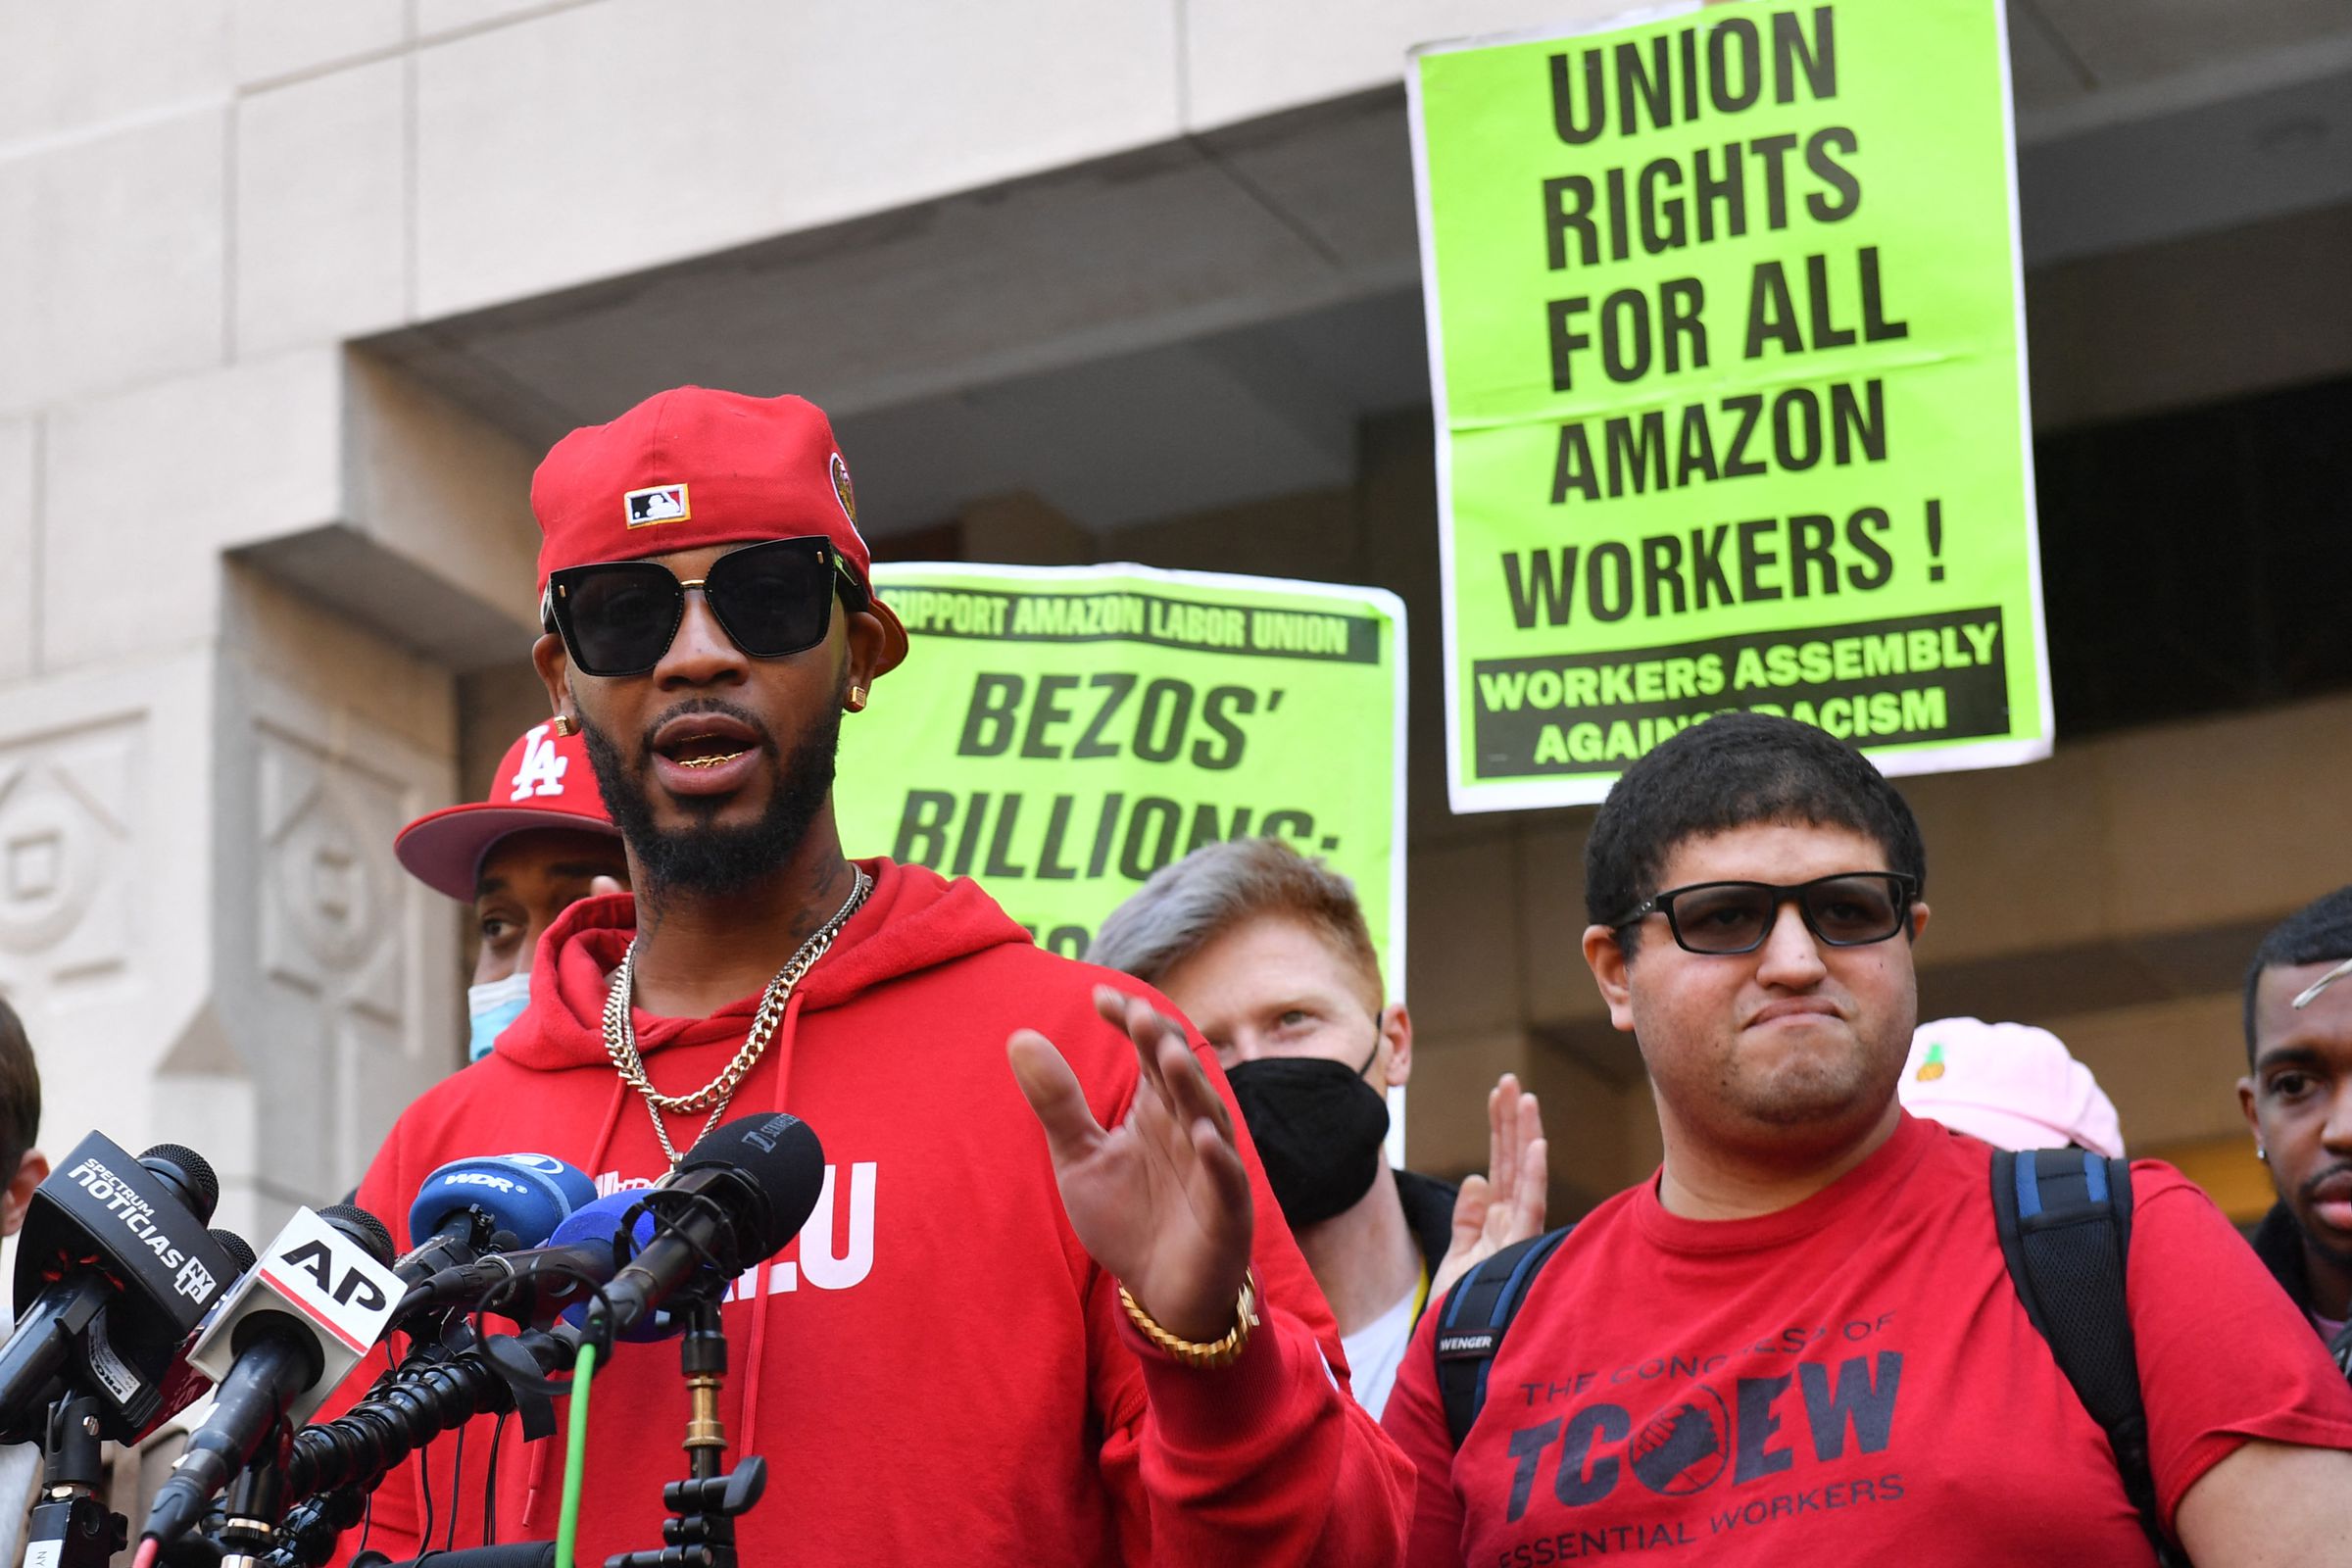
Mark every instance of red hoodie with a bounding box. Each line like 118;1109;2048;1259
336;858;1413;1567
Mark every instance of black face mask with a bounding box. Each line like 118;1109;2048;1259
1225;1036;1389;1229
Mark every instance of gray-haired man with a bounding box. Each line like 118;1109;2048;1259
1091;837;1546;1416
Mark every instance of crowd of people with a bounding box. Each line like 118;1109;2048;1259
6;383;2348;1564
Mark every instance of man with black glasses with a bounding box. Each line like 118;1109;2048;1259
1382;713;2352;1567
337;387;1411;1568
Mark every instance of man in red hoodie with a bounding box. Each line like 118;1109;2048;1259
342;387;1413;1568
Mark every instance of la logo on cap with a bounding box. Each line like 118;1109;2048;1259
510;723;569;801
624;483;690;527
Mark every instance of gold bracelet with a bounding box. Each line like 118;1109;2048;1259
1118;1271;1260;1371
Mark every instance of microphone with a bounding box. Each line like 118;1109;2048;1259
396;1153;597;1289
276;1320;584;1559
550;1194;670;1339
269;1118;820;1559
396;1119;822;1339
397;1190;653;1328
591;1113;825;1339
121;1227;261;1446
143;1203;405;1547
0;1134;241;1443
214;1228;263;1278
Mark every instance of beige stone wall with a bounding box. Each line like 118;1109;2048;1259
0;321;550;1231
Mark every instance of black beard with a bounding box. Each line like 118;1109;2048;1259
579;697;840;904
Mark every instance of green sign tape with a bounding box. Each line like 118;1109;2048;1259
1409;0;2050;810
835;563;1409;994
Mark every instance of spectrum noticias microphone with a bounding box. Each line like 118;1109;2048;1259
0;1133;245;1444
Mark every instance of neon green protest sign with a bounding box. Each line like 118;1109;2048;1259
834;564;1408;989
1410;0;2050;811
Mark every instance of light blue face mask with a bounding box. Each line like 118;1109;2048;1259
466;971;533;1063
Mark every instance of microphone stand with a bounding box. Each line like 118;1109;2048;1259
213;1443;290;1568
263;1327;567;1568
681;1298;725;1485
607;1298;764;1568
28;1393;126;1568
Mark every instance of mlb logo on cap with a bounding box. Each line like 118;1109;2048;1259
624;483;690;526
530;387;910;673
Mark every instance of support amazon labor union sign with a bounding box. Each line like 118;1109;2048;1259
1409;0;2051;810
834;563;1407;991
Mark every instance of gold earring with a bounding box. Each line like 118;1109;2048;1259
552;713;578;737
846;686;868;712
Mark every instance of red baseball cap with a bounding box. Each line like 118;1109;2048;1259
530;387;907;674
395;721;621;902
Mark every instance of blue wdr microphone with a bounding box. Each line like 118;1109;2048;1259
395;1152;597;1295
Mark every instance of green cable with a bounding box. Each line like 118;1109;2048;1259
555;1339;598;1568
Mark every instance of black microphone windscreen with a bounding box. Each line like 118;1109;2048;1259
138;1145;220;1223
210;1230;257;1275
680;1114;825;1256
318;1203;395;1266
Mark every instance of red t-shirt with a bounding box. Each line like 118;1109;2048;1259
1385;1113;2352;1566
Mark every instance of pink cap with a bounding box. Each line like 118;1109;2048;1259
1900;1017;2125;1158
395;721;620;902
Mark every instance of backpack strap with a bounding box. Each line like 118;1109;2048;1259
1991;1147;2185;1567
1433;1226;1572;1450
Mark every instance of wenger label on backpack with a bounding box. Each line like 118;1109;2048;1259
836;562;1407;988
1410;0;2050;810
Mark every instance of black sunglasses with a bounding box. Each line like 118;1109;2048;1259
1614;872;1918;956
543;536;871;677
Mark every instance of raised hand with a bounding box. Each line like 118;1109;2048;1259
1008;986;1255;1344
1430;1073;1549;1302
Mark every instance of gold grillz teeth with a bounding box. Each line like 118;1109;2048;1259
675;750;746;770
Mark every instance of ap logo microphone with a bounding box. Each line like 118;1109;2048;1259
147;1205;405;1549
187;1206;404;1402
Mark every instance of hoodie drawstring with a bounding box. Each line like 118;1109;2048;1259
522;1074;632;1532
585;1074;628;1182
738;986;808;1460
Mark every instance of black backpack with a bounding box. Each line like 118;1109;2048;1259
1431;1147;2183;1566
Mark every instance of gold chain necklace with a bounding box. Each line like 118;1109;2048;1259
603;866;871;1168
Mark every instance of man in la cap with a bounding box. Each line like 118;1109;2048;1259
395;719;628;1063
339;387;1412;1567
